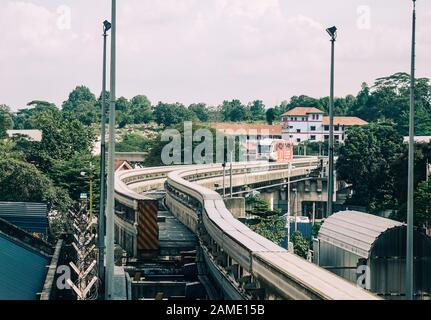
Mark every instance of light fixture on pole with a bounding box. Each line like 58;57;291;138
98;19;111;296
105;0;116;300
326;26;337;218
406;0;417;301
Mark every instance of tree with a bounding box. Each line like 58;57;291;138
249;100;266;121
50;152;100;202
266;108;276;125
189;103;209;122
254;215;287;246
288;95;322;109
414;180;431;229
290;231;310;259
350;73;431;136
154;102;192;127
0;140;24;160
14;108;95;173
62;86;99;125
13;101;58;129
0;158;68;206
336;122;404;212
117;133;153;152
129;95;153;124
0;105;13;138
220;100;249;122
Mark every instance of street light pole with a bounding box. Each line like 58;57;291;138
230;150;234;198
98;20;110;293
105;0;116;300
326;26;337;217
406;0;417;301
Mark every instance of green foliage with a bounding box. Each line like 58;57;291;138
246;196;280;217
336;122;404;212
14;109;95;173
0;158;71;213
117;133;153;152
50;152;100;202
0;105;13;138
221;99;250;122
266;108;276;125
349;73;431;136
253;215;287;246
129;95;153;124
414;180;431;228
144;123;226;167
189;103;209;122
291;231;310;259
248;100;266;121
154;102;193;127
62;86;99;125
13;101;58;129
311;223;322;238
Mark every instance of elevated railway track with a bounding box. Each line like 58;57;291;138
114;158;379;300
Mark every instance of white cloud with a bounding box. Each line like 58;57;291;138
1;0;431;111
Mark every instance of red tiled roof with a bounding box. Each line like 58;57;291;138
322;117;368;126
210;123;282;136
282;107;324;116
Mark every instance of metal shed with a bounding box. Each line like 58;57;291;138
314;211;431;300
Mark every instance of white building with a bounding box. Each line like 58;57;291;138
281;107;368;145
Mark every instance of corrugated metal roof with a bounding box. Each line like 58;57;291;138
0;233;50;300
318;211;404;258
0;202;48;236
0;202;47;217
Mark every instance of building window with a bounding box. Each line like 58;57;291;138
324;135;329;141
297;129;301;133
324;125;329;131
297;138;301;143
335;125;340;131
310;135;316;141
335;135;340;140
310;126;316;131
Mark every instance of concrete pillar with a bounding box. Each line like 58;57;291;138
224;197;246;218
260;193;274;211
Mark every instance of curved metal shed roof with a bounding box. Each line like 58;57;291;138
318;211;405;258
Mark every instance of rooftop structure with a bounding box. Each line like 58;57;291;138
210;123;282;140
281;107;368;145
7;130;43;142
0;202;48;239
315;211;431;299
0;217;53;300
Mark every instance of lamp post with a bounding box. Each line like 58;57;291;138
105;0;116;300
326;26;337;218
230;150;234;198
406;0;417;301
222;162;226;198
98;19;111;294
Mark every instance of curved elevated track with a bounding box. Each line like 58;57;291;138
114;158;379;300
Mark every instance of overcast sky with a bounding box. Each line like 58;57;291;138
1;0;430;111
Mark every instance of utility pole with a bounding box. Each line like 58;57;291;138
105;0;116;300
222;162;226;198
406;0;417;301
287;160;292;244
326;26;337;217
230;150;234;198
98;20;111;293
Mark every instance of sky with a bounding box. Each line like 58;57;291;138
1;0;430;111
